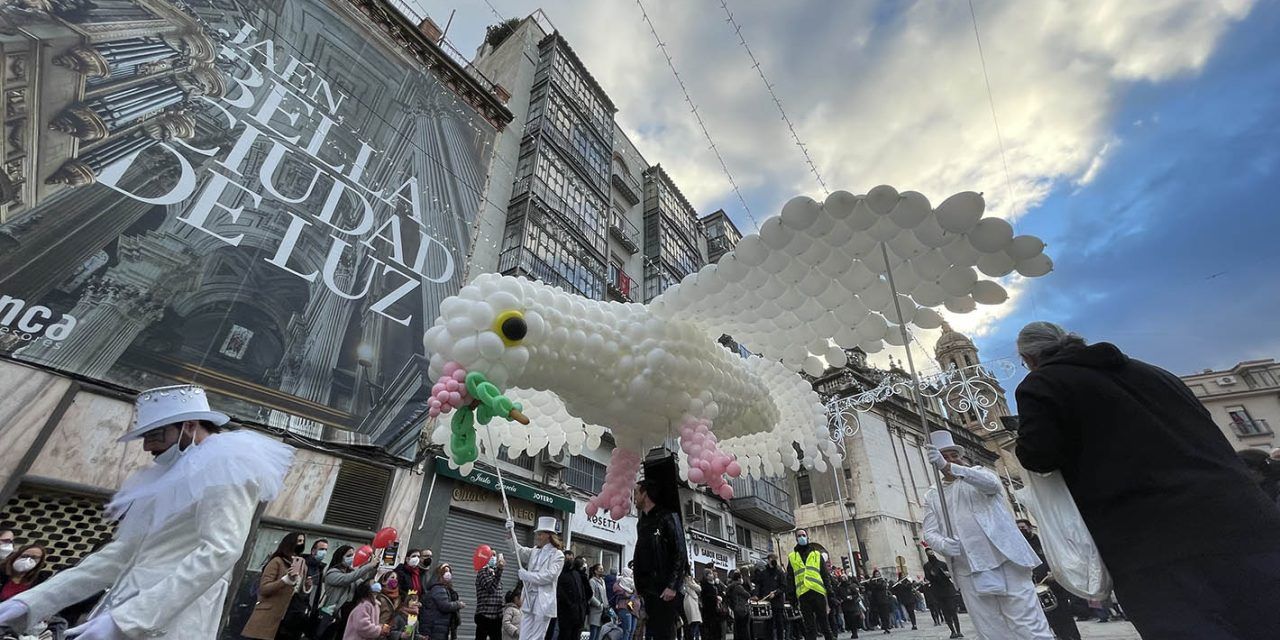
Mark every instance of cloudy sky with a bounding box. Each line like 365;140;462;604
425;0;1277;379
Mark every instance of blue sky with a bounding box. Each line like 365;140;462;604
432;0;1274;380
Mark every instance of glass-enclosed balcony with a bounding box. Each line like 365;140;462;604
727;475;795;532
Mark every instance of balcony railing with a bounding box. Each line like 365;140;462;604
727;476;795;532
609;214;640;254
608;265;635;302
1232;418;1273;437
384;0;506;99
612;171;641;205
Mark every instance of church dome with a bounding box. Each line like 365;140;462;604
934;321;976;357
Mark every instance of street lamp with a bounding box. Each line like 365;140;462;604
356;342;384;404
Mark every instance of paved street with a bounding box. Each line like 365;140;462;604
840;614;1142;639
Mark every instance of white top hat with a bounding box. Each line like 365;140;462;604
121;385;230;442
535;516;559;533
929;430;962;453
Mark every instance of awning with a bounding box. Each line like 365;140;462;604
434;457;575;513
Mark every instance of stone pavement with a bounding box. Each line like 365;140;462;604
838;614;1142;639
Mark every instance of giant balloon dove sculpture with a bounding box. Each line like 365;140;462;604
425;185;1052;521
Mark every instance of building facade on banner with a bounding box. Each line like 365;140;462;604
1181;358;1280;451
0;1;512;636
794;327;1027;580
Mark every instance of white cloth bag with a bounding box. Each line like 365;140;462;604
1014;471;1112;600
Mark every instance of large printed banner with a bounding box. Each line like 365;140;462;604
0;0;499;459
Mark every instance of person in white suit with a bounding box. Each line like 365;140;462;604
508;516;565;640
922;431;1052;640
0;384;294;639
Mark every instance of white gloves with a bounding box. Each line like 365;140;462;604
925;445;949;472
0;600;27;627
941;537;962;557
66;615;126;640
504;520;515;532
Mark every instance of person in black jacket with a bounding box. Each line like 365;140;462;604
753;554;789;640
552;551;589;640
889;574;916;631
1014;322;1280;640
861;571;893;635
633;474;688;640
921;551;960;639
724;571;752;640
1016;520;1079;640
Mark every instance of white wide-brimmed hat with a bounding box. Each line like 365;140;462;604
121;385;230;442
929;430;962;453
535;516;559;533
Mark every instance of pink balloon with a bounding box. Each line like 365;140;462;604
717;484;735;500
727;461;742;478
448;391;462;405
688;467;706;484
610;506;626;520
712;458;729;475
443;361;459;375
698;459;712;471
452;369;466;382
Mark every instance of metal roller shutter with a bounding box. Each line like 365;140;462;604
439;509;534;638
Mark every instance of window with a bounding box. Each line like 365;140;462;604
796;472;814;506
498;445;536;471
735;525;753;549
1227;406;1270;436
565;455;606;493
703;511;723;538
1247;370;1278;389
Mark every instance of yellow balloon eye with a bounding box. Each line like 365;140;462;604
494;310;527;346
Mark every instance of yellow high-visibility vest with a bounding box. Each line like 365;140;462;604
788;549;826;597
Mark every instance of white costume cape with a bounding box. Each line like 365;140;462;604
923;464;1052;640
514;542;564;640
14;430;293;638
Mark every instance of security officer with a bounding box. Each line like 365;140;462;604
785;530;835;640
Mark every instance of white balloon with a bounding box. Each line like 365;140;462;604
821;219;855;248
939;265;978;297
735;236;767;266
968;217;1015;253
833;325;861;349
888;233;926;260
867;217;901;241
761;251;790;274
911;281;948;307
760;218;794;250
890;191;931;229
914;307;944;329
781;196;822;231
913;216;952;248
803;356;826;378
798;240;832;266
860;280;892;311
849;200;878;231
866;185;900;215
1008;235;1047;261
824;190;859;219
976;252;1016;278
826;346;848;368
890;262;921;294
798;271;831;297
1016;254;1054;277
911;249;951;280
971;280;1009;305
941;236;980;266
839;263;876;291
860;339;885;354
945;295;977;314
882;328;907;346
936;191;985;232
845;232;881;258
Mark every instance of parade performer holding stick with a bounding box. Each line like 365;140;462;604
0;384;294;639
506;517;564;640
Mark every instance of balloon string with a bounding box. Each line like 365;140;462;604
484;426;525;572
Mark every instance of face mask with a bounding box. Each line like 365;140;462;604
388;579;399;590
423;556;432;567
295;543;306;554
0;544;13;560
443;571;453;582
408;556;421;567
797;536;808;546
371;582;383;593
316;550;327;561
344;555;355;567
13;557;37;573
153;425;194;467
486;556;497;569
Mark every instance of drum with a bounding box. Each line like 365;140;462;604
1036;583;1058;613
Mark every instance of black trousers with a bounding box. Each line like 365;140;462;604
768;601;788;640
797;593;834;640
733;614;750;640
476;613;503;640
1113;550;1280;640
645;595;684;640
871;604;893;631
1043;585;1081;640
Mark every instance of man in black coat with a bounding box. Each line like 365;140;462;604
1014;321;1280;640
552;551;589;640
754;553;790;640
633;466;688;640
1017;519;1079;640
922;551;961;639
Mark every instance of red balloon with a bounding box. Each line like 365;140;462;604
472;544;495;571
373;527;399;549
353;545;374;568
